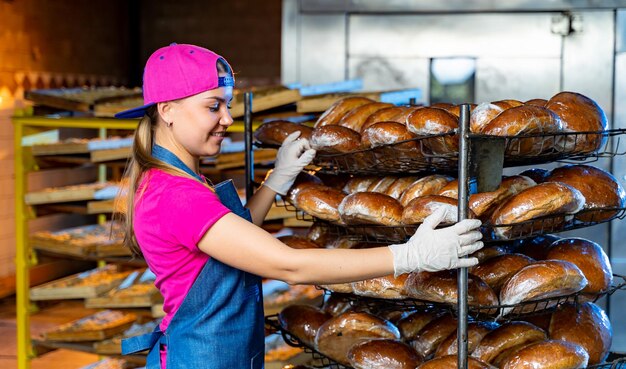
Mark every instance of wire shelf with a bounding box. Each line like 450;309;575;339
307;129;626;175
318;274;625;321
265;315;350;369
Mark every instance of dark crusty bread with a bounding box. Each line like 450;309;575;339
285;171;324;206
348;339;423;369
352;274;409;300
277;235;320;250
339;192;403;226
386;176;420;200
397;310;445;341
472;321;547;365
254;120;313;146
409;314;458;359
499;340;589;369
338;102;394;132
361;121;417;150
515;234;561;260
405;270;498;306
470;253;534;292
310;125;362;153
361;106;408;132
518;168;550;184
278;304;332;347
469;245;509;263
315;97;374;128
295;184;346;222
549;302;612;365
406;107;459;155
343;176;380;194
470;103;505;133
366;176;398;193
525;98;548;107
403;195;476;225
434;321;499;357
399;175;454;207
418;355;496;369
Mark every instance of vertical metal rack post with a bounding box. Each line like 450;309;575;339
457;104;471;369
244;92;254;202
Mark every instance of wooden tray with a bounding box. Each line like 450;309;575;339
230;86;301;118
26;87;142;113
25;182;118;205
296;91;381;113
86;269;162;308
30;222;125;258
30;265;133;301
44;310;137;342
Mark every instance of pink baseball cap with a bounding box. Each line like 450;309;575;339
115;43;234;118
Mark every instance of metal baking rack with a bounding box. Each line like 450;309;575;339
318;274;626;322
265;315;350;369
274;205;626;244
301;129;626;175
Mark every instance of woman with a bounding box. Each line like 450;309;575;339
115;43;483;369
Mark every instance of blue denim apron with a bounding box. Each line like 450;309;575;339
121;145;265;369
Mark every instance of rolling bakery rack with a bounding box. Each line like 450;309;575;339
245;102;626;369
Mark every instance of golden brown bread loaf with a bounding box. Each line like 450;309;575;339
470;103;505;133
319;282;354;294
515;234;561;260
519;312;553;332
469;245;509;263
339;192;403;226
348;339;423;369
499;340;589;369
277;235;320;250
489;182;586;239
434;321;499;357
443;103;477;117
405;271;498;306
361;121;418;151
545;91;608;153
470;253;534;292
409;314;458;359
386;176;420;199
278;304;332;347
310;125;362;153
315;311;400;365
338;102;394;132
367;176;399;193
546;238;613;294
361;106;408;132
399;175;454;207
295;185;346;222
481;105;564;156
352;274;409;300
492;99;524;109
546;164;626;222
285;171;324;206
406;107;459;155
418;355;496;369
315;97;374;128
549;302;612;365
343;176;379;194
391;106;423;124
253;120;313;146
499;260;588;315
397;310;445;341
403;195;476;225
472;321;547;365
320;293;354;316
519;168;551;184
525;98;548;107
306;223;334;247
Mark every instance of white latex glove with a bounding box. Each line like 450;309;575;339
263;131;316;195
388;207;484;276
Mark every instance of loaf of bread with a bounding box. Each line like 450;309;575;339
325;236;362;249
343;176;379;194
390;106;423;125
403;195;475;225
470;103;505;133
295;185;346;222
406;107;459;155
361;121;418;151
315;97;375;128
481;105;564;156
489;182;585;239
310;125;362;153
470;253;534;292
361;106;408;132
386;176;420;199
397;310;445;341
545;91;608;153
306;223;334;247
315;311;400;365
525;98;548;107
546;164;626;222
319;282;354;294
443;103;477;118
278;304;332;347
285;171;324;206
499;340;589;369
321;293;353;316
435;321;499;357
352;274;409;299
367;176;399;193
338;102;393;132
277;235;320;249
518;168;550;184
546;238;613;294
399;175;454;207
409;314;458;359
405;270;498;306
470;245;509;263
418;355;496;369
339;192;403;226
472;321;547;365
348;339;423;369
492;99;524;109
519;312;553;332
549;302;612;365
515;234;561;260
499;260;588;315
253;120;313;146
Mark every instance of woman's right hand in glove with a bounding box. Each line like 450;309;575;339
388;207;483;276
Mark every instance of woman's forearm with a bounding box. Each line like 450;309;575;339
245;184;277;226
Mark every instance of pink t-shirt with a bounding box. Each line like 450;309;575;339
133;169;230;332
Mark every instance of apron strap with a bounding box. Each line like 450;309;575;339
121;326;164;355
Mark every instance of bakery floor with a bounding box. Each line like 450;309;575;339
0;297;102;369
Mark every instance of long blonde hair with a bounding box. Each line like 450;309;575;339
116;59;232;257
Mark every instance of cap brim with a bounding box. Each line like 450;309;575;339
114;103;156;119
